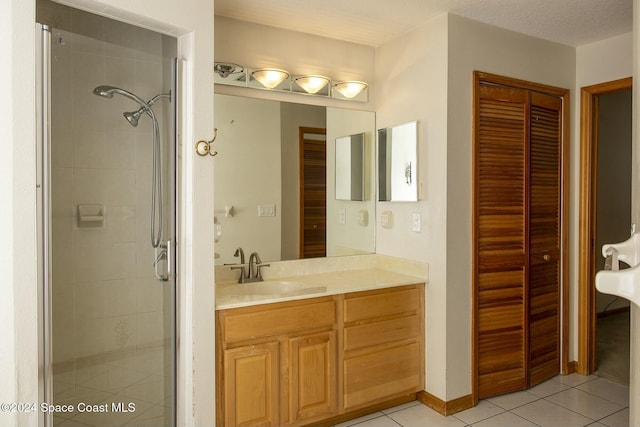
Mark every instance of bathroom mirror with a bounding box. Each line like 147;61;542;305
214;93;376;265
378;121;418;202
335;133;365;201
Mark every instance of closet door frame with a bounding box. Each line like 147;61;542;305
472;71;570;404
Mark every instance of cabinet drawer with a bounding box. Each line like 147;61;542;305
344;341;421;410
223;299;336;343
344;315;419;352
344;286;419;323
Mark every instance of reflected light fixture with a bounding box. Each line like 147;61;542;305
251;68;290;89
294;75;330;94
333;81;368;99
214;62;244;78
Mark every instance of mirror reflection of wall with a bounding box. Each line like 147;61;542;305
378;121;418;202
214;93;375;265
335;133;365;201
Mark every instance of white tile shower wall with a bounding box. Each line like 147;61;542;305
48;6;174;419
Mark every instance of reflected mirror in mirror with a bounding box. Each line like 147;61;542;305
214;94;376;265
378;120;418;202
335;133;365;201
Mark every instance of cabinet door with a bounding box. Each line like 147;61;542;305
288;331;337;425
223;342;280;427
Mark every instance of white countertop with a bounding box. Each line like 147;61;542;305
215;268;426;310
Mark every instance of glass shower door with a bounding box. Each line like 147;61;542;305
37;5;177;425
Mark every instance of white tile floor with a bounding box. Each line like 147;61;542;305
335;374;630;427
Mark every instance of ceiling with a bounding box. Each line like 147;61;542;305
215;0;632;48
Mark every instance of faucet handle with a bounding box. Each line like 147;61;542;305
230;265;246;283
256;263;270;280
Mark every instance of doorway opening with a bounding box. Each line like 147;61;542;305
578;77;632;384
36;2;178;426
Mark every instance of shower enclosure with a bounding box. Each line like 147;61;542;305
36;3;177;426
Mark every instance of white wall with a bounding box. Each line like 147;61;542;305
0;0;38;425
375;12;450;399
2;0;215;425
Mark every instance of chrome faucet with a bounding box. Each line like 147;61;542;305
230;248;269;283
247;252;269;282
230;247;247;283
233;247;245;264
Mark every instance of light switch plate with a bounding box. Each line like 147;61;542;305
258;204;276;217
339;208;346;225
412;213;421;232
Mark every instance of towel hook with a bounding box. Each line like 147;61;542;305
195;128;218;157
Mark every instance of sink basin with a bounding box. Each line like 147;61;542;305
218;280;327;300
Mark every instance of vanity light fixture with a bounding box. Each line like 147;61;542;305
251;68;290;89
333;81;368;99
214;62;244;78
214;62;368;102
293;75;330;94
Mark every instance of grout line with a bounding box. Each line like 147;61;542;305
591;406;630;426
508;411;543;427
540;395;598;422
575;381;631;407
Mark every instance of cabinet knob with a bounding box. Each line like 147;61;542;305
543;254;551;262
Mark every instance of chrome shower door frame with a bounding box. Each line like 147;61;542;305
36;22;179;427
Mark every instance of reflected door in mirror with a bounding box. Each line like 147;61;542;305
300;127;327;258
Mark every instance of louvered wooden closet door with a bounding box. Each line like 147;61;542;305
475;84;562;399
476;85;529;398
528;92;561;386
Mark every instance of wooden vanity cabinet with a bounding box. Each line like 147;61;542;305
217;296;339;427
216;284;425;427
343;285;425;410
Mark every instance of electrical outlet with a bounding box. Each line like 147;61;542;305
358;210;369;226
381;211;393;229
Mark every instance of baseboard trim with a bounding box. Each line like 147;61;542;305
566;360;577;375
417;391;474;416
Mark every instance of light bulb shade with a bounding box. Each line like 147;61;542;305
251;68;290;89
333;81;368;99
294;75;330;94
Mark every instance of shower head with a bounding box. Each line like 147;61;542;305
93;85;118;98
92;85;150;111
122;92;171;127
123;110;143;127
